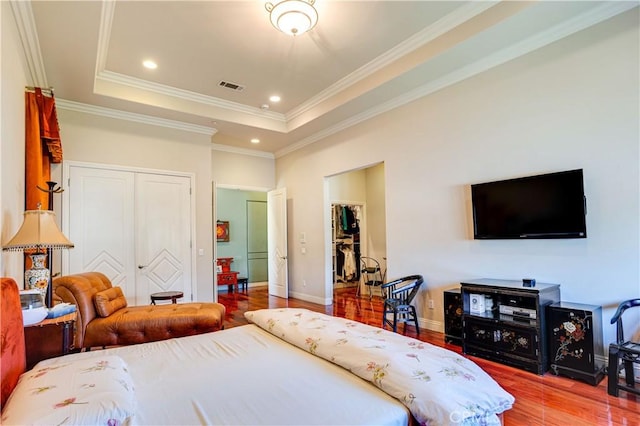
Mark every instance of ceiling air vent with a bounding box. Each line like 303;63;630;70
218;80;245;92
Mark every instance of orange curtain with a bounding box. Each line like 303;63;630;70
24;88;63;210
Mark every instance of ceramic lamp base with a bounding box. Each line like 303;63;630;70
24;253;50;305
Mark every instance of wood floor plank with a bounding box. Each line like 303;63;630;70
218;286;640;425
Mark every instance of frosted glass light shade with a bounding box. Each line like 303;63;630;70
266;0;318;36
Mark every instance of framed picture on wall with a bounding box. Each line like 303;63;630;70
216;221;229;242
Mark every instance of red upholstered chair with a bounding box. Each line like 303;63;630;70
0;278;26;409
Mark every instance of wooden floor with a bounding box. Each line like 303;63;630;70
219;286;640;426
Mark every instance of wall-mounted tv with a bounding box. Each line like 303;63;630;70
471;169;587;239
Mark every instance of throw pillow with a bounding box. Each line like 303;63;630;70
1;355;136;425
94;287;127;317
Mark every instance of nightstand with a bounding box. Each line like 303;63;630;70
24;312;76;370
218;271;239;293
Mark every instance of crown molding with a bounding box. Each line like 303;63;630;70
94;0;115;76
97;70;285;122
211;143;274;159
285;1;498;123
56;98;218;136
91;1;495;134
10;0;47;86
276;1;637;158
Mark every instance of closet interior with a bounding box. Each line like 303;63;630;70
332;204;361;288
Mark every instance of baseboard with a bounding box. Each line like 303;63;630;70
289;290;331;306
420;318;444;334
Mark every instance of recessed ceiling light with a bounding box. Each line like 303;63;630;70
251;139;260;144
143;60;157;69
269;95;281;102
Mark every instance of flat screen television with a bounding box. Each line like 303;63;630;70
471;169;587;239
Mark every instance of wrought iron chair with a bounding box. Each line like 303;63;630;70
607;298;640;397
358;257;383;299
381;275;424;334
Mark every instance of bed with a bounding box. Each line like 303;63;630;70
0;278;514;425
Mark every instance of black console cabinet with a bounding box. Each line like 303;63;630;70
444;288;462;346
547;302;605;385
461;279;560;375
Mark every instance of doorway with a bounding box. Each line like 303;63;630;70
214;187;269;295
326;162;387;299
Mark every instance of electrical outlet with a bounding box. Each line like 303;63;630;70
428;299;435;309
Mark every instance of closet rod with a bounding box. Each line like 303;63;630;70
25;86;54;95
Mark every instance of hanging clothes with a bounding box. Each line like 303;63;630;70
335;246;345;279
342;205;360;234
341;246;356;281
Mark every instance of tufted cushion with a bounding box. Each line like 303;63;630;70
84;303;225;348
94;286;128;317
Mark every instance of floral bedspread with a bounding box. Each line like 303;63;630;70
245;308;514;426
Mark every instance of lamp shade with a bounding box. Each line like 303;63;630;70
2;209;74;252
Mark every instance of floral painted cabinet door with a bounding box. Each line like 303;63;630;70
547;301;605;385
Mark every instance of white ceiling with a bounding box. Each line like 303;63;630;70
14;1;637;157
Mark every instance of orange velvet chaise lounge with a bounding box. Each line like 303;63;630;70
53;272;225;350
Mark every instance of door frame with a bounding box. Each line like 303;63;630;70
61;160;197;299
329;201;367;298
213;182;273;298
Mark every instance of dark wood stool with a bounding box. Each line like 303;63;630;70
150;291;184;305
237;277;248;292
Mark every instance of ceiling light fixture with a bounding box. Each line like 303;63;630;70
269;95;281;102
143;60;157;69
265;0;318;36
251;139;260;144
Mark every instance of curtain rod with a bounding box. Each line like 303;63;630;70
25;86;54;95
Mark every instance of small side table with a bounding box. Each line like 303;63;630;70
150;291;184;305
24;312;76;370
218;271;239;293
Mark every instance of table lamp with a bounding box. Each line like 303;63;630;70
2;205;74;307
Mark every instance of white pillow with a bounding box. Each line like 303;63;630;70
1;355;136;425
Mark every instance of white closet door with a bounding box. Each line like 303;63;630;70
67;165;192;306
68;166;136;301
135;173;192;306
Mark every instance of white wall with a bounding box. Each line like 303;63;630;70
212;149;275;190
1;2;30;280
276;11;639;347
56;109;216;302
